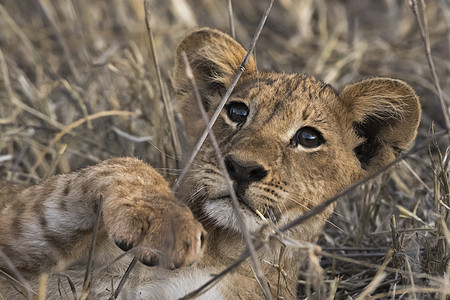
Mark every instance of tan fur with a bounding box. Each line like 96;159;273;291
0;28;420;299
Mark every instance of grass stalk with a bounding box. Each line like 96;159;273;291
172;0;275;192
180;51;273;300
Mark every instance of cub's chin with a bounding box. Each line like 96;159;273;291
202;197;264;233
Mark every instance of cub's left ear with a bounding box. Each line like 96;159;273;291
339;78;421;172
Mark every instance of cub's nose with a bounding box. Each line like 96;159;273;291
224;155;268;184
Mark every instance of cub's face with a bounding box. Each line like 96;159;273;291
174;28;421;237
193;74;360;234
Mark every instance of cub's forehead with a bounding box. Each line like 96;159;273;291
232;72;339;124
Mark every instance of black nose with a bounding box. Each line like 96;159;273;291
224;155;268;184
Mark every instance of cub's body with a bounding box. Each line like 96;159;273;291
0;28;420;299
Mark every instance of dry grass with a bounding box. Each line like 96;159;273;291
0;0;449;299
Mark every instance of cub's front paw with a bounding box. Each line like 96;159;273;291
137;208;206;269
104;198;206;269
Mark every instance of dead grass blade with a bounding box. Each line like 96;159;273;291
410;0;450;134
29;110;139;176
113;257;138;299
228;0;236;39
0;250;34;300
320;250;444;285
37;273;48;300
355;249;393;300
179;129;447;298
0;4;58;80
172;0;275;193
36;0;80;81
280;130;448;235
81;196;103;299
144;0;182;169
180;51;272;300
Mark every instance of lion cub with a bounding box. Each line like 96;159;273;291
0;28;420;299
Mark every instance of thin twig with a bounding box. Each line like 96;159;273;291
144;0;182;169
111;2;186;292
228;0;236;39
81;196;103;297
29;110;139;176
113;257;138;299
36;0;80;81
180;52;273;300
279;131;446;234
401;160;432;193
276;242;286;299
37;273;48;300
0;4;58;80
409;0;450;134
57;274;77;300
179;130;447;298
172;0;275;192
0;250;34;300
354;249;393;300
404;253;418;300
179;248;256;300
112;126;153;143
320;250;446;285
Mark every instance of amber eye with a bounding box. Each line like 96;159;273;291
293;127;325;148
226;102;249;124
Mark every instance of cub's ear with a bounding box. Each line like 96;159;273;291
339;78;421;172
173;28;256;110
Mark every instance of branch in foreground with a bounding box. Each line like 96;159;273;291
172;0;275;193
180;130;448;299
0;250;34;300
409;0;450;134
180;52;273;300
144;0;182;169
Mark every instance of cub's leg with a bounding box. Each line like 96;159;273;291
0;157;206;276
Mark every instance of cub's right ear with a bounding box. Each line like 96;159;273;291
173;28;256;111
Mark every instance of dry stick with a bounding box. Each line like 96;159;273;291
29;110;138;175
275;243;286;299
3;1;92;129
37;274;48;300
228;0;236;39
111;3;185;296
180;52;273;300
57;274;77;300
172;0;275;193
113;257;138;299
81;196;103;299
180;130;448;298
401;160;432;193
404;255;418;300
354;249;393;300
144;0;182;169
320;250;447;286
410;0;450;134
0;4;58;81
369;287;450;299
36;0;80;81
4;1;92;129
0;251;34;300
278;132;443;233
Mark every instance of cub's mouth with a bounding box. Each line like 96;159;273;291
198;155;280;232
203;192;279;233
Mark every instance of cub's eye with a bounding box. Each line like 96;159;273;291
293;127;325;148
226;102;249;124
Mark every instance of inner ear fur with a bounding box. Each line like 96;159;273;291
339;78;421;171
173;28;256;110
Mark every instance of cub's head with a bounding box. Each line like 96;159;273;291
173;28;420;239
